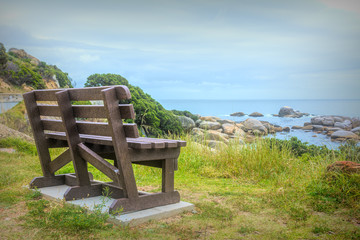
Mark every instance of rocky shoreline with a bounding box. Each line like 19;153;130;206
177;106;360;149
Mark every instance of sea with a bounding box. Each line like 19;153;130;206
159;99;360;149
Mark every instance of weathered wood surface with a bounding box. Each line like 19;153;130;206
24;85;186;213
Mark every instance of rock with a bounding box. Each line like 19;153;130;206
230;112;245;117
278;106;296;117
302;125;313;130
200;116;219;122
351;127;360;134
204;130;229;142
274;126;283;132
351;117;360;128
326;127;341;132
195;119;202;127
312;135;317;137
333;117;343;123
205;140;227;149
327;161;360;174
331;130;359;141
234;128;246;138
291;125;302;129
249;112;264;117
218;119;235;124
242;118;267;133
222;123;236;135
312;125;324;131
177;116;195;131
311;117;324;125
322;117;334;126
304;122;312;126
283;127;290;132
192;128;204;139
8;48;40;66
199;121;222;130
334;120;352;130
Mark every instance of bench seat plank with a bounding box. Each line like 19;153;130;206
45;132;184;150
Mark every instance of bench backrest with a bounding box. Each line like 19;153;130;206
24;85;139;140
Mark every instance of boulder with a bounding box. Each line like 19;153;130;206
195;119;202;127
222;123;236;135
311;117;324;125
291;125;302;129
199;121;222;130
177;116;195;131
283;127;290;132
312;125;324;131
218;119;235;124
351;117;360;128
242;118;267;133
304;122;312;126
192;128;204;139
333;116;343;123
204;130;229;142
200;116;219;122
230;112;245;117
331;130;359;141
351;127;360;134
302;125;313;130
278;106;296;117
334;120;352;130
322;117;334;126
327;161;360;174
234;128;246;138
274;126;283;132
249;112;264;117
205;140;227;149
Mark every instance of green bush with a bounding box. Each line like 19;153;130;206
0;137;37;155
85;73;183;136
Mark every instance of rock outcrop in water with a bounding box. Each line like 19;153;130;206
278;106;309;118
301;116;360;142
191;116;285;149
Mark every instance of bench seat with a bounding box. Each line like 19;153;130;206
45;132;186;149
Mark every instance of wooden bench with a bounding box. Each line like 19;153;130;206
23;85;186;213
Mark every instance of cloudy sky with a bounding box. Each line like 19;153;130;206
0;0;359;100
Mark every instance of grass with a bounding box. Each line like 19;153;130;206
0;136;359;239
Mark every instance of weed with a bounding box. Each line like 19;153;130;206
312;225;331;234
238;225;256;234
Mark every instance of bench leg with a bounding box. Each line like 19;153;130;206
109;191;180;214
162;158;175;193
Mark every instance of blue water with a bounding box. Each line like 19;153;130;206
159;99;360;149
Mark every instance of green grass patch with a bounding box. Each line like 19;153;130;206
1;136;360;239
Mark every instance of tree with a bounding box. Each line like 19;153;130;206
0;43;7;69
85;73;183;136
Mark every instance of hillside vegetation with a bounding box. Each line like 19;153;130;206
0;42;73;92
85;73;185;136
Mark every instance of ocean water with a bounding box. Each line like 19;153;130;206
159;99;360;149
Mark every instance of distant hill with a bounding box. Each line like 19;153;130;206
0;42;73;93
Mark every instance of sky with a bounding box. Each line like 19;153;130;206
0;0;359;100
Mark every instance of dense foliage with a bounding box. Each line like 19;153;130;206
0;43;73;89
171;109;199;122
0;43;6;69
85;73;183;136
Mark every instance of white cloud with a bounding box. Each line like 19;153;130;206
79;54;100;63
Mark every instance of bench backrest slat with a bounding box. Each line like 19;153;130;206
34;86;131;101
38;104;135;119
41;119;138;138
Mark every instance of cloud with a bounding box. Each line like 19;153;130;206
79;54;100;63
